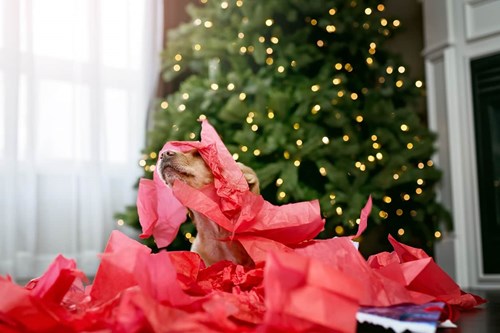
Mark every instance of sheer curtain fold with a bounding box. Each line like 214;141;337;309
0;0;163;279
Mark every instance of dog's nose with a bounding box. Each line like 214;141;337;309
161;150;176;159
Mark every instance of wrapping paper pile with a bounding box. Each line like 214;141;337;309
0;121;485;333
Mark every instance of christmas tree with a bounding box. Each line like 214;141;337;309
117;0;450;256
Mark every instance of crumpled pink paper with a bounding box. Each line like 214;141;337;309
137;173;187;248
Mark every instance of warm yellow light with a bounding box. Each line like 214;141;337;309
293;123;300;130
351;93;358;100
337;91;344;97
266;57;274;65
427;160;434;167
386;66;393;74
239;92;246;100
251;124;258;131
403;194;410;201
393;174;400;180
271;37;279;44
393;20;401;27
311;84;320;92
383;196;392;203
139;159;146;167
173;64;181;71
335;63;342;70
335;225;344;235
381;18;388;26
396;80;404;88
407;143;414;149
210;83;219;90
227;83;235;90
194;44;201;51
416;188;423;195
434;231;442;238
278;191;286;199
276;178;283;186
366;57;373;65
178;104;186;112
376;152;383;160
368;155;375;162
343;135;350;142
379;211;388;219
417;178;424;185
185;232;192;239
310;19;318;26
400;124;409;131
296;139;303;146
174;54;182;61
418;162;425;169
268;111;275;119
266;47;273;55
232;153;239;160
241;146;248;152
204;21;213;28
160;101;169;109
322;136;330;144
277;66;285;73
398;66;405;73
398;228;405;236
372;142;381;149
294;160;301;167
319;167;327;176
326;25;336;33
396;209;403;216
332;78;341;85
356;115;363;123
283;151;290;159
265;19;274;26
336;207;343;215
253;149;261;156
377;4;385;11
415;80;423;88
311;104;321;114
329;8;337;15
365;8;372;15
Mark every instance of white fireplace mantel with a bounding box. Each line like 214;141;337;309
422;0;500;288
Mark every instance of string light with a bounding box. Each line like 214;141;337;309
383;196;392;203
210;83;219;90
379;211;388;219
335;225;344;235
220;1;228;9
268;110;275;118
160;101;169;109
415;80;423;88
329;8;336;15
434;231;442;238
393;20;401;27
365;8;372;15
271;37;279;44
343;135;350;142
276;178;283;186
178;104;186;112
398;66;406;73
326;25;336;33
336;207;343;215
322;136;330;144
265;19;274;26
311;84;320;92
173;64;181;71
293;123;300;130
335;63;342;70
396;209;403;216
174;54;182;61
253;149;261;156
239;92;246;100
278;191;286;199
294;160;301;167
398;228;405;236
311;104;321;114
227;83;235;90
319;167;327;176
139;159;146;167
149;152;157;159
386;66;393;74
204;21;213;28
381;18;388;26
241;146;248;152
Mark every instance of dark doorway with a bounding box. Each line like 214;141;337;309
471;53;500;275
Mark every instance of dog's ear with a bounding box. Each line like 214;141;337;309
237;162;260;195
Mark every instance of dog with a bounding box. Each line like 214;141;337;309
158;149;259;266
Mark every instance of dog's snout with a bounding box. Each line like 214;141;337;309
161;150;176;159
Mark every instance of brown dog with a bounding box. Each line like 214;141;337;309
158;149;259;266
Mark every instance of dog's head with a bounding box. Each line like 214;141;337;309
158;149;214;189
158;149;260;194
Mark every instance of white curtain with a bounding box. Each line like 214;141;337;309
0;0;164;279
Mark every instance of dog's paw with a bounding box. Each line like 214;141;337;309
237;162;260;194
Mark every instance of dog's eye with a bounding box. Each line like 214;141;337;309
188;149;201;157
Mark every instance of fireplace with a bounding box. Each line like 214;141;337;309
471;53;500;275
